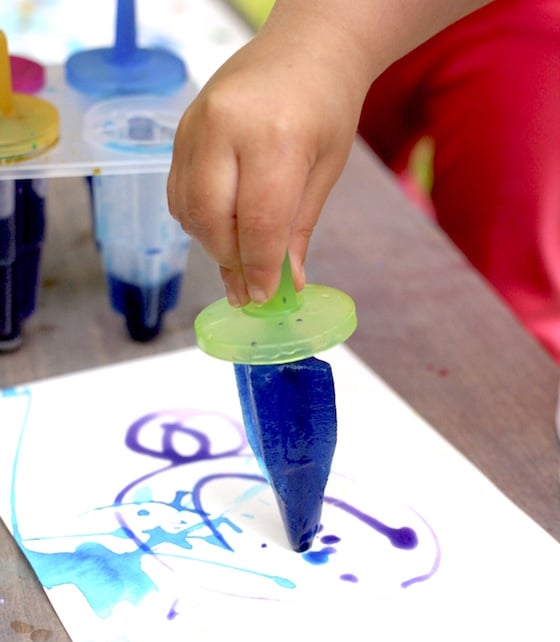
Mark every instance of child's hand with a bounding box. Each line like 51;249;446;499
167;26;366;306
167;0;489;306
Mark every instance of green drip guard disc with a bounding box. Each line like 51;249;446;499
195;283;357;365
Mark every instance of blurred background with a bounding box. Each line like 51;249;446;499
0;0;268;88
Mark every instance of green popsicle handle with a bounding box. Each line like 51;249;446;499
195;254;357;365
242;254;300;318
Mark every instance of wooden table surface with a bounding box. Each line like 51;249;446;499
1;137;559;641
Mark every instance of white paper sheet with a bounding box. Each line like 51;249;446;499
1;345;559;642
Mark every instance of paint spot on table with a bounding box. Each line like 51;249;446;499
10;621;53;640
426;363;449;377
11;621;35;634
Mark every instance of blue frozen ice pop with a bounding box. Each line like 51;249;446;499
234;357;337;551
0;32;58;350
195;255;356;551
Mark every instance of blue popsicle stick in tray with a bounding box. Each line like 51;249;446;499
65;0;187;97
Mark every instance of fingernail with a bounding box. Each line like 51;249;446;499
226;288;241;308
248;287;268;305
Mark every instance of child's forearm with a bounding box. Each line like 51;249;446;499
261;0;493;93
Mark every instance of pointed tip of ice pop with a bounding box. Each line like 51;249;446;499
294;532;317;553
273;483;324;552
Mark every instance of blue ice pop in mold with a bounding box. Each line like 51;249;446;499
90;169;190;343
65;0;192;342
84;94;189;342
65;0;187;97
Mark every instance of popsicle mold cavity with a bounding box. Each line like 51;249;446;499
0;179;46;351
92;171;190;342
195;257;357;365
83;86;189;343
108;272;183;342
1;38;51;351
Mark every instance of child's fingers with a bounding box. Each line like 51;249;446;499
235;144;311;303
169;131;250;305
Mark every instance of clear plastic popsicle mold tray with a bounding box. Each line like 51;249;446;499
83;95;183;155
0;0;196;179
86;94;190;284
85;95;192;342
0;16;197;345
92;169;189;285
0;65;197;179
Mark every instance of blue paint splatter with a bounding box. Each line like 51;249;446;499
6;399;440;622
167;600;179;620
25;541;155;619
321;534;341;545
302;546;337;565
324;497;418;549
340;573;359;583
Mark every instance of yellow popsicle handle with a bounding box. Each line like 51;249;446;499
0;31;13;117
0;30;59;162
